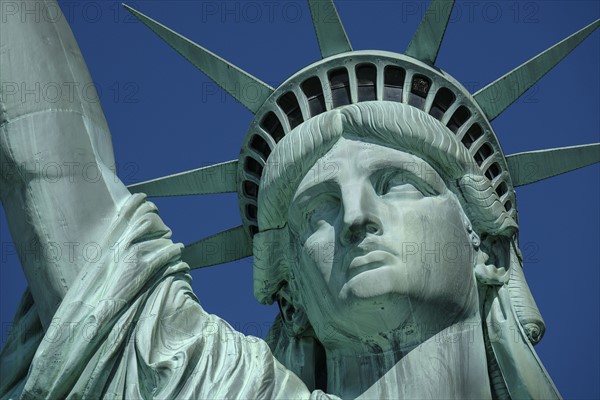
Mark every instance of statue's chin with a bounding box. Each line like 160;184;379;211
330;269;418;337
328;266;477;343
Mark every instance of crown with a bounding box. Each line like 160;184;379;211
123;1;599;270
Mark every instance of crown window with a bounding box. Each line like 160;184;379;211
246;204;258;219
495;181;508;198
356;63;377;102
447;106;471;133
249;135;271;160
277;92;303;130
485;162;501;180
461;123;483;148
383;66;405;102
408;74;431;109
243;181;259;198
260;112;285;143
244;156;263;179
302;77;326;116
328;68;351;108
429;87;455;121
474;143;494;166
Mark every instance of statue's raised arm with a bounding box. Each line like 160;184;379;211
1;1;599;399
0;0;131;328
0;2;316;399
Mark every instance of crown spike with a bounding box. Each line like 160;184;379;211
475;19;600;122
183;226;252;269
127;160;238;197
507;143;600;187
308;0;352;58
405;0;455;65
122;4;273;113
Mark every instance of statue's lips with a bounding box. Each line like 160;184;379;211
347;250;396;278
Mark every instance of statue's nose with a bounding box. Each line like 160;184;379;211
339;183;382;245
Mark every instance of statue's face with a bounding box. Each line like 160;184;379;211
288;137;478;343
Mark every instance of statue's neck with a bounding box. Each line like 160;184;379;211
324;314;492;399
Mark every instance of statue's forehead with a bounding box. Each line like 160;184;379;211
316;135;437;171
296;136;443;193
319;135;396;160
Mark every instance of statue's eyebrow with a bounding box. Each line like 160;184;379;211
292;180;339;207
368;158;445;193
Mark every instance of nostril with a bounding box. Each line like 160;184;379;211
344;225;363;244
344;220;380;244
346;228;359;244
365;223;379;235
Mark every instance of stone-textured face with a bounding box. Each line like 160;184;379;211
288;137;478;345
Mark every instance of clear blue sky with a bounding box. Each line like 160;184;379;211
1;1;599;398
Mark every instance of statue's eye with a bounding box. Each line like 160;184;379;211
374;171;430;198
302;195;339;230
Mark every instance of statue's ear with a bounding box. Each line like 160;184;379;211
276;285;310;337
474;234;511;286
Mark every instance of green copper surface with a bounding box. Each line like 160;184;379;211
183;225;252;269
475;19;600;121
308;0;352;58
507;143;600;187
128;160;238;197
123;4;274;113
405;0;455;65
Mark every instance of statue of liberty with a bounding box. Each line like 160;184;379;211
1;0;599;398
